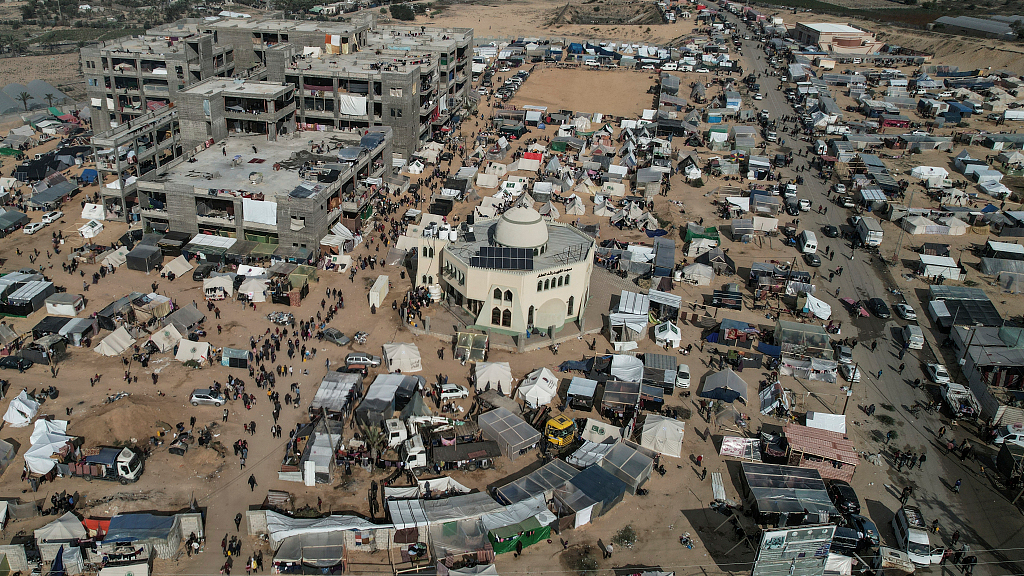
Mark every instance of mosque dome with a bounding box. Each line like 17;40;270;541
493;206;548;249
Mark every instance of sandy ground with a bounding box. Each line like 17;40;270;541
506;65;661;118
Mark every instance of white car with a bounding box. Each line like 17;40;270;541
695;67;710;73
41;211;63;224
834;184;847;194
499;66;510;72
753;93;764;100
23;222;45;235
440;383;469;401
798;199;811;212
994;424;1024;448
925;363;950;385
477;87;488;94
675;364;691;388
894;303;917;320
641;64;656;70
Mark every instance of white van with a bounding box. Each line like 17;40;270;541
662;62;678;71
797;230;818;254
584;60;600;68
679;64;693;72
902;325;924;350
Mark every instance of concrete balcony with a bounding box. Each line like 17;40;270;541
242;220;277;233
196;214;236;227
139;207;168;218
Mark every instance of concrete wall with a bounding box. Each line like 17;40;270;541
178;512;205;540
246;509;269;536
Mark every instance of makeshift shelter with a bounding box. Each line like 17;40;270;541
495;459;578;504
919;254;964;280
565;195;586;215
517;367;558;408
939;216;969;236
35;512;86;545
654;321;682;348
125;245;161;272
203;276;234;300
102;514;182;559
131;293;171;323
902;215;937;234
456;332;488;362
368;275;389;308
475;362;513;395
682;263;713;286
383;476;470;500
44;293;84;316
740;462;839;526
4;390;40;427
700;368;748;403
478;407;541;461
100;247;128;268
382;342;422;372
639;414;685;458
487;515;551;555
783;423;857;483
162;255;193;278
25;420;73;475
163;303;205;334
221;347;250;368
552;465;629;528
78;219;103;239
610;354;644;382
94;326;135;356
310;372;363;419
598;442;653;495
175;341;211;365
566;377;598;410
427;518;495;565
238;278;268;302
273;531;346;573
148;325;182;353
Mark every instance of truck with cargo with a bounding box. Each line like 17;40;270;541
68;447;144;484
891;506;943;566
397;434;502;476
642;353;678;393
857;216;884;247
941;382;981;420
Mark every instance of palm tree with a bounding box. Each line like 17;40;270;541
44;93;55;107
16;91;32;111
360;424;387;468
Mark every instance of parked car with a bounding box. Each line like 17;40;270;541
695;67;710;73
994;423;1024;447
41;211;63;224
676;363;691;388
345;352;382;368
834;184;846;194
193;264;215;281
190;388;225;406
0;356;33;371
847;514;880;549
798;199;811;212
753;93;764;100
804;253;821;267
826;479;862;515
838;196;855;208
839;363;861;383
866;297;890;319
440;383;470;400
822;225;840;238
323;328;350;346
925;363;951;385
23;222;45;235
894;303;917;320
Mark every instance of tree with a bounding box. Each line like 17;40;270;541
1013;19;1024;40
16;91;33;111
390;3;415;21
44;93;55;107
360;424;387;466
20;0;38;20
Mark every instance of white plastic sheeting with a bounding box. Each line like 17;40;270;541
35;511;86;543
175;341;211;364
382;342;422;372
4;390;40;427
639;414;685;457
242;198;278;226
610;354;644;382
81;203;104;220
26;419;74;474
337;94;367;116
95;326;135;356
383;477;470;499
475;362;513;395
804;294;832;320
265;511;384;548
517;367;558;408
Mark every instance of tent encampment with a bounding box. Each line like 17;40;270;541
518;367;558;408
700;368;748;402
476;362;513;395
162;255;193;278
4;390;40;427
598;442;653;494
175;341;211;365
148;325;182;353
94;326;135;356
382;342;422;372
682;263;714;285
25;419;73;474
639;414;685;457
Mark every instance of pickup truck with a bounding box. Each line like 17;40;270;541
892;506;943;566
941;382;981;420
398;434;501;476
68;447;144;485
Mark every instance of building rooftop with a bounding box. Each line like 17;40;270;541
182;78;291;97
286;51;437;75
934;16;1014;36
368;25;473;47
799;22;865;34
444;214;593;272
201;16;364;35
92;34;214;57
148;133;370;200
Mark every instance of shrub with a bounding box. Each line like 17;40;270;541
612;525;637;549
390;4;415;20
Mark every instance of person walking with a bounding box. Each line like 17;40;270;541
701;467;708;481
234;513;243;531
898;363;905;375
900;485;912;505
318;497;323;511
953;478;962;493
938;425;946;438
871;341;878;352
223;408;229;422
605;542;613;558
952;529;961;546
240;457;246;469
877;369;884;379
248;474;257;491
696;454;703;467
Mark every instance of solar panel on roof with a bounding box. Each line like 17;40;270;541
470;246;534;270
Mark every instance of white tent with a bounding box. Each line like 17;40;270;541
654;321;683;347
238;278;268;302
163;255;193;277
910;166;948;179
686;238;718;258
517;367;558;408
902;215;936;234
26;419;73;474
78;219;103;239
476;173;500;188
100;247;129;268
148;325;183;353
95;326;135;356
682;263;714;285
35;512;86;544
826;553;853;576
938;216;968;235
640;414;685;458
565;195;586;216
175;341;211;365
382;342;422;372
3;390;40;427
81;203;104;220
610;354;644;382
475;362;513;395
203;276;234;299
594;200;614;216
804;294;832;320
538;200;560;220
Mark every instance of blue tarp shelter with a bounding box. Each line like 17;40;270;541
79;169;97;184
104;514;176;542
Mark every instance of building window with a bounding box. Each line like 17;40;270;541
568;296;575;316
390;87;403;97
428;248;434;258
493;288;502;300
423;247;428;257
501;309;512;327
528;306;535;326
565;274;570;285
537;281;542;292
504;290;512;303
491;307;501;325
557;277;563;287
544;279;549;290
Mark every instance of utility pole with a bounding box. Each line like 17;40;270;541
892;186;917;266
842;363;857;415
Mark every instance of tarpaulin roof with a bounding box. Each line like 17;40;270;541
566;439;615;467
162;255;193;277
311;372;363;413
35;512;86;543
274;531;346;567
265;511;383;548
741;462;838;518
700;368;748;402
639;414;685;458
598;442;653;493
95;326;135;356
422;492;504;524
517;367;558;408
475;362;513;395
4;390;40;428
567;377;598;398
478;407;541;460
387;499;428;529
382;342;422;372
104;514;176;542
163;303;206;333
495;459;578;504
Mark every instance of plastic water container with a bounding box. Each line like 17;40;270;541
428;284;443;301
674;270;682;282
448;230;458;242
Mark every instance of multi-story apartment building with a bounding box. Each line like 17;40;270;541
81;27;238;133
177;77;297;143
135;126;392;253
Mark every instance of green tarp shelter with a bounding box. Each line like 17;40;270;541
0;148;20;156
684;226;720;242
549;141;567;153
487;516;550;554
